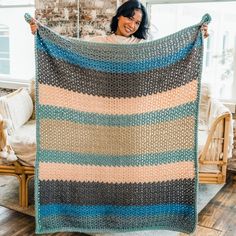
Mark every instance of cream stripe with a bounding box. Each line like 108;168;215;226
39;80;197;115
40;116;195;155
39;161;195;183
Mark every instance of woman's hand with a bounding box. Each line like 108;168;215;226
201;24;209;39
30;19;38;35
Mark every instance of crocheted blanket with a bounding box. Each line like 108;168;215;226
25;13;210;234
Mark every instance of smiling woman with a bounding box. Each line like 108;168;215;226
85;0;149;44
110;0;149;39
29;0;150;44
115;9;142;37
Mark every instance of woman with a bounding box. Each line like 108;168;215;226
30;0;209;42
88;0;149;44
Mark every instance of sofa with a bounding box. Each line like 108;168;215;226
0;81;233;207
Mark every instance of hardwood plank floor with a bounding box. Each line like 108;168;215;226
0;178;236;236
197;178;236;236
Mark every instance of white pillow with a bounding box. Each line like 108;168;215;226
0;88;33;135
199;83;212;130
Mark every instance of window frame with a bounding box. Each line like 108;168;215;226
0;3;35;89
0;24;10;75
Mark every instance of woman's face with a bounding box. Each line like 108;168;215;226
116;9;142;37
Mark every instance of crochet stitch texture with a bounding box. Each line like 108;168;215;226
25;13;211;234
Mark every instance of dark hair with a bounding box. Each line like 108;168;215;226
110;0;149;39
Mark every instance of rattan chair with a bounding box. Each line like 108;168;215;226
0;159;34;207
199;112;231;184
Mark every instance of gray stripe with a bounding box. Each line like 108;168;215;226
37;49;201;98
39;214;195;233
39;179;195;205
37;24;200;62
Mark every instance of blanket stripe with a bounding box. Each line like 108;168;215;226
39;116;195;155
28;12;211;234
37;50;201;98
39;161;195;183
36;37;202;73
39;214;196;232
38;102;197;126
40;204;194;217
39;179;195;205
38;80;197;114
38;149;195;166
36;26;199;61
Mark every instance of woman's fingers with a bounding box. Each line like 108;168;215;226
29;18;38;34
31;25;38;34
201;24;209;39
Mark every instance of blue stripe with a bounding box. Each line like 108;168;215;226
40;204;195;218
36;36;202;73
38;101;197;127
38;149;195;166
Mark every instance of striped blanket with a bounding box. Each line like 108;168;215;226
25;13;210;234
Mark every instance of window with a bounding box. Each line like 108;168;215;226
205;31;213;68
0;0;35;85
221;32;229;65
0;24;10;74
147;0;236;101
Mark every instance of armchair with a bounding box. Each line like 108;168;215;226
0;85;35;207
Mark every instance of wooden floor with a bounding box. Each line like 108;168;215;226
195;176;236;236
0;206;89;236
0;178;236;236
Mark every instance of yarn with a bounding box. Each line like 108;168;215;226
25;13;211;234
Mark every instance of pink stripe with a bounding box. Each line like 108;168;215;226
39;161;195;183
39;80;197;115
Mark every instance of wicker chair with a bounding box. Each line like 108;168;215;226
199;112;231;184
0;159;34;207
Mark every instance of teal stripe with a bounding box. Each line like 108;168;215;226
36;22;199;63
38;214;196;234
38;101;197;127
39;149;194;166
40;203;195;218
36;36;202;73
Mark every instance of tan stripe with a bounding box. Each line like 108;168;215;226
39;80;197;115
40;116;195;155
39;161;195;183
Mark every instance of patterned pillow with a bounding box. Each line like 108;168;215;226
0;88;33;135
